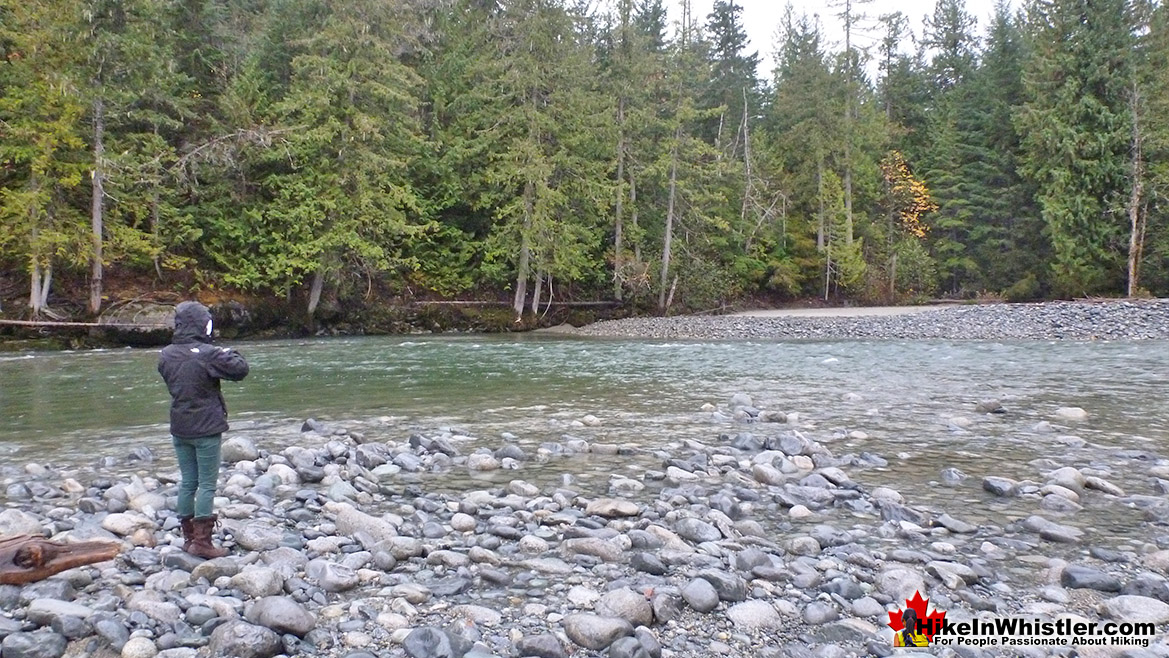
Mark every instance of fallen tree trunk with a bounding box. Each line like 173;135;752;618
0;535;121;585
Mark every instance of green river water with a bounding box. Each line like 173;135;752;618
2;335;1167;546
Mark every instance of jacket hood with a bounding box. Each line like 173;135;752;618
173;301;212;343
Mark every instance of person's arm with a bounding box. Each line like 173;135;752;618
206;346;249;381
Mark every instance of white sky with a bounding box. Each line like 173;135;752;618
666;0;1009;77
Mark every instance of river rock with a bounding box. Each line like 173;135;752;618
467;453;500;471
222;437;259;463
982;477;1017;497
1097;596;1169;623
235;522;285;552
120;637;157;658
1084;476;1125;496
403;627;459;658
1024;515;1084;543
726;600;783;629
1061;565;1122;592
327;502;398;544
562;614;633;650
562;537;621;562
101;512;157;536
245;596;316;637
927;561;979;588
0;510;44;537
878;568;926;604
26;599;94;626
1054;407;1088;421
698;570;748;602
1;630;68;658
681;578;720;613
231;567;284;598
1143;550;1169;575
675;518;721;544
208;621;280;658
516;633;566;658
306;560;359;592
597;588;653;627
936;514;978;534
804;602;839;625
585;498;640;518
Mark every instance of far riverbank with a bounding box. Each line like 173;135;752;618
573;299;1169;341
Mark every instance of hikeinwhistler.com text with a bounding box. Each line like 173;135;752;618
924;617;1158;648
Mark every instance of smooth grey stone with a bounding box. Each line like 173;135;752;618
982;477;1017;497
1121;578;1169;603
48;615;89;640
0;630;68;658
608;636;651;658
650;592;684;624
186;606;217;627
1061;565;1122;592
91;615;130;651
403;627;454;658
428;577;472;597
631;553;667;576
245;596;316;637
207;621;281;658
597;588;653;627
681;579;719;613
803;602;839;625
0;616;22;639
516;633;566;658
697;570;748;602
562;614;633;651
823;578;865;601
162;551;206;572
674;518;721;544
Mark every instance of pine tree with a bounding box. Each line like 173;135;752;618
1018;0;1135;296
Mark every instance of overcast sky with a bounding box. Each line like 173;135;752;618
665;0;1010;78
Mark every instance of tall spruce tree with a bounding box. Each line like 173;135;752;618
1018;0;1135;296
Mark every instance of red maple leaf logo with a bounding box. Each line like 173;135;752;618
887;590;947;642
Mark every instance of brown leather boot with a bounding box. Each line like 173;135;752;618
186;515;228;559
179;516;194;551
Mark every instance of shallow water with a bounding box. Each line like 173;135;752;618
2;335;1167;548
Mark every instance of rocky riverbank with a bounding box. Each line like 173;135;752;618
1;397;1168;658
573;299;1169;341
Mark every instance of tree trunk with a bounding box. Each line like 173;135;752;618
842;0;854;246
740;87;753;251
307;268;325;317
816;158;825;251
1127;84;1145;297
630;172;640;264
659;128;681;311
29;260;43;317
614;98;626;301
151;126;163;279
512;180;535;320
530;270;543;315
89;98;105;316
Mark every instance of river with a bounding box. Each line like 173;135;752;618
2;335;1167;549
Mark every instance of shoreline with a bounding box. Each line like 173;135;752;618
573;299;1169;341
0;394;1167;658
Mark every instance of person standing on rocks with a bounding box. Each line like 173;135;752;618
158;301;249;558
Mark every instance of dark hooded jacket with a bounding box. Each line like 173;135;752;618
158;302;249;439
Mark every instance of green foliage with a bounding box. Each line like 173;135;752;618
1;0;1166;312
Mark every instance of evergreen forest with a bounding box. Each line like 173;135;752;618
3;0;1169;321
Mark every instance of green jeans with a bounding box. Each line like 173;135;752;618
173;434;222;518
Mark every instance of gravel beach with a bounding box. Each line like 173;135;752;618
572;299;1169;341
1;396;1168;658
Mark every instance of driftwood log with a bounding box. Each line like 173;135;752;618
0;535;121;585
